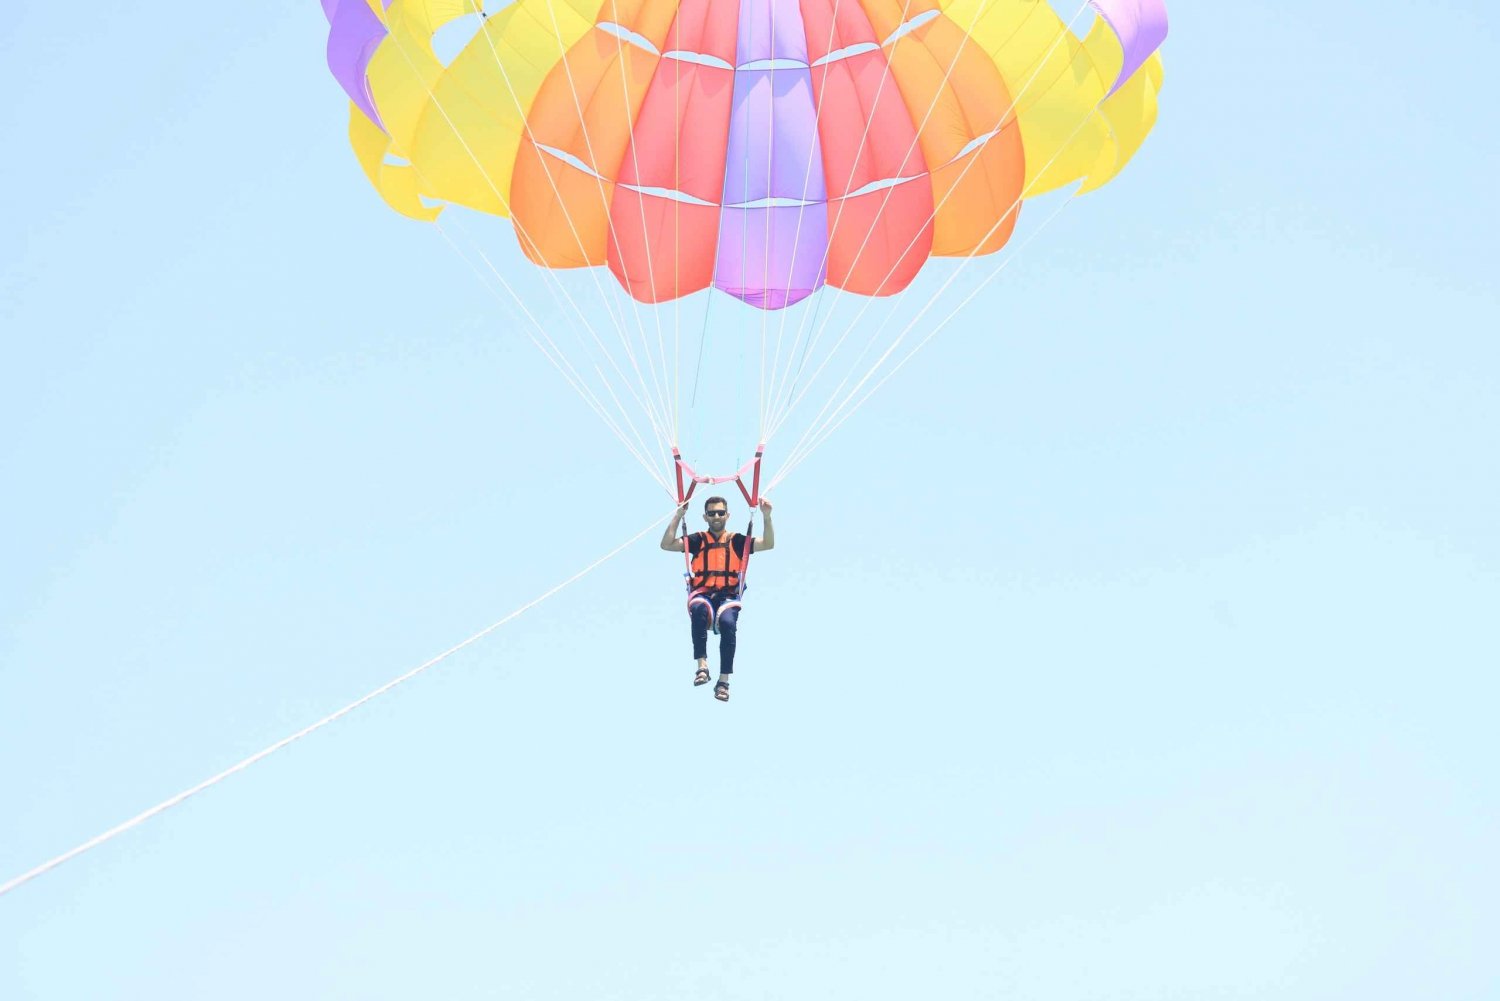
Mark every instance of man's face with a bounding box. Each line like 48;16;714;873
703;504;729;533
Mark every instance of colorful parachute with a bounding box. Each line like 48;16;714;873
323;0;1165;310
322;0;1166;500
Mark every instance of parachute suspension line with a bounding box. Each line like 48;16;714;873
385;24;629;355
540;2;670;435
685;0;754;457
758;0;780;441
435;214;663;491
786;71;1110;478
441;224;671;494
434;219;669;491
777;121;1105;482
764;1;1090;443
0;511;672;900
674;48;683;444
774;94;1112;486
463;19;645;387
761;0;956;431
738;280;745;471
768;0;1038;432
774;282;833;433
765;2;1095;443
762;0;853;426
416;21;676;472
737;22;752;466
765;0;1093;442
540;2;676;453
382;35;672;486
772;190;1079;489
605;0;675;436
774;29;1126;482
690;288;715;409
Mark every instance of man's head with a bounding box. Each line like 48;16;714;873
702;496;730;532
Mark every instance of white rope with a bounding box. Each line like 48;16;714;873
0;511;671;900
760;0;880;427
526;38;677;471
770;189;1077;487
687;5;756;450
674;50;682;442
766;0;926;395
414;7;672;465
393;9;677;474
765;2;1091;441
773;16;1133;479
758;0;779;438
762;0;1011;426
544;1;676;449
433;219;672;492
464;14;641;359
774;63;1116;481
384;15;673;474
415;170;666;485
436;220;656;480
601;1;676;439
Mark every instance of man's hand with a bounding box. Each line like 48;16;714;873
661;499;691;551
755;496;775;551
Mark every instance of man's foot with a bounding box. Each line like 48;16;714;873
693;664;711;686
714;680;730;702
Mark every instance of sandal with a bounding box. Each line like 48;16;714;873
693;666;711;686
714;680;730;702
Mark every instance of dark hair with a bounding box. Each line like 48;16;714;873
703;496;729;513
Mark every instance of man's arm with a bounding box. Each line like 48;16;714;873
753;497;774;552
660;501;689;551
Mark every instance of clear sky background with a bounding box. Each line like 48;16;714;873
2;1;1496;998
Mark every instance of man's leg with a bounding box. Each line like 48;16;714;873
689;600;712;683
715;602;740;679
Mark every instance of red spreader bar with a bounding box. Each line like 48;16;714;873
673;444;765;508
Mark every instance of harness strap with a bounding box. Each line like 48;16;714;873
737;516;754;598
686;591;719;634
684;533;699;590
715;598;742;635
687;593;743;636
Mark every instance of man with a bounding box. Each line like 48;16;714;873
660;495;775;701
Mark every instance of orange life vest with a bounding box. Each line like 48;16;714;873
689;531;748;594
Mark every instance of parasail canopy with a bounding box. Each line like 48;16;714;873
321;0;1167;496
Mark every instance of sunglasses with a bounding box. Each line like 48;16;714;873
705;510;728;517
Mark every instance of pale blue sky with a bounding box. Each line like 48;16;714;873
2;2;1497;999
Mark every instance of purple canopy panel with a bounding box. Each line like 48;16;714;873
1088;0;1169;96
714;0;829;309
324;0;392;129
718;205;830;309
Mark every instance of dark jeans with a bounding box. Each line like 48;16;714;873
690;592;741;674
